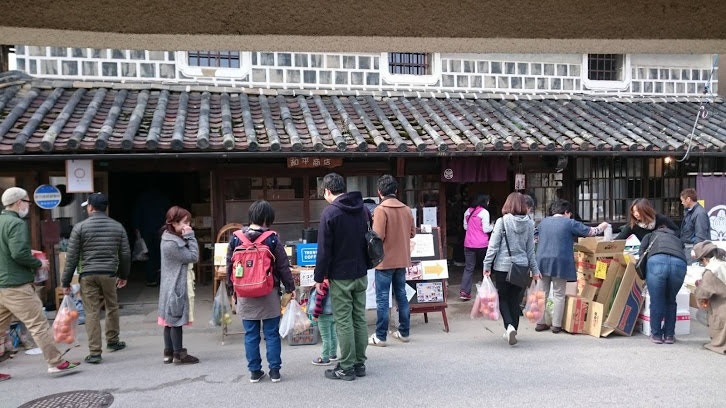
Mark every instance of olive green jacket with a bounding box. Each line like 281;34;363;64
0;210;42;288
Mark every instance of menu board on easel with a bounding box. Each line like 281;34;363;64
406;227;450;332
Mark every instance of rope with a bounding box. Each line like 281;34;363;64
677;54;719;162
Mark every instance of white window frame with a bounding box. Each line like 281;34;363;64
581;54;631;91
175;51;251;79
380;52;441;86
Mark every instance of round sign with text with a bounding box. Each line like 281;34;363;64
33;184;62;209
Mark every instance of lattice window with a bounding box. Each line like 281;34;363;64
187;51;241;68
587;54;624;81
388;53;431;75
647;158;696;219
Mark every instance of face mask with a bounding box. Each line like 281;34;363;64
18;207;29;218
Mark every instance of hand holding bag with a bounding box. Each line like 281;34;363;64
502;224;531;288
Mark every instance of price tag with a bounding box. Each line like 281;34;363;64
594;260;608;279
623;254;631;265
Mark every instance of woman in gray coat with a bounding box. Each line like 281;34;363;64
158;206;199;365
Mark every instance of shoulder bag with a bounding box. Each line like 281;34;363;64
502;224;531;288
635;235;658;281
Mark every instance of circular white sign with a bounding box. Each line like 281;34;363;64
33;184;62;209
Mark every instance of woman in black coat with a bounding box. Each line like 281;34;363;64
616;198;678;241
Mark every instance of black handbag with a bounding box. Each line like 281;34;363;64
635;235;658;280
502;224;531;288
363;213;384;269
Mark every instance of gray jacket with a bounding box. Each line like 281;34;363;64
62;212;131;286
158;230;199;327
483;214;540;276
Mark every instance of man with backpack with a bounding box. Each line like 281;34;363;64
314;173;369;381
226;200;295;383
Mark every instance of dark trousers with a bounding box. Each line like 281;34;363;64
493;270;524;330
461;247;487;295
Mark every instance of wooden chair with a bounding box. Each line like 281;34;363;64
213;223;243;344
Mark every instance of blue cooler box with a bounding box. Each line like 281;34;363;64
296;243;318;266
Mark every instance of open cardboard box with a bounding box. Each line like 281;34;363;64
599;259;645;337
563;295;604;338
574;238;626;302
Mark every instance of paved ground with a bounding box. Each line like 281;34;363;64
2;273;724;408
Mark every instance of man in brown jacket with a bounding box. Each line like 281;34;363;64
369;175;416;346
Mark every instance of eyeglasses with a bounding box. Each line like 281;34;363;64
21;199;31;203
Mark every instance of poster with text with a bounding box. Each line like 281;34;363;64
416;281;444;303
65;160;94;193
410;234;436;258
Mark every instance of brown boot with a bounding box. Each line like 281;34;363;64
173;348;199;365
163;349;173;364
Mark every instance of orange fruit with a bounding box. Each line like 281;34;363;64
69;310;79;319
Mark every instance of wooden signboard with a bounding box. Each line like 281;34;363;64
407;227;449;332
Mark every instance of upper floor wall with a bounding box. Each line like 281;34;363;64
13;46;719;96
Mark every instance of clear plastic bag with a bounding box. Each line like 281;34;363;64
524;281;546;323
279;299;310;337
132;231;149;262
52;295;79;344
210;282;231;327
475;276;500;321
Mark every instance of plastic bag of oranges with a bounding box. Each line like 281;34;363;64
472;276;500;321
524;281;546;323
53;295;79;344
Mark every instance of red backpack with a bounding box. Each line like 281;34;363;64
230;230;276;298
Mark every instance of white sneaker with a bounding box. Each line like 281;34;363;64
392;331;410;343
368;334;387;347
506;325;517;346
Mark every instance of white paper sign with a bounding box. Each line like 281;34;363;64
410;234;436;258
65;160;94;193
423;207;437;227
365;269;392;309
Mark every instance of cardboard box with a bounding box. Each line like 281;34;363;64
295;243;317;266
637;312;690;336
600;260;645;337
574;238;626;301
641;285;690;316
595;256;629;315
563;295;604;337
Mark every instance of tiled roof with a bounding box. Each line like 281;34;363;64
0;72;724;158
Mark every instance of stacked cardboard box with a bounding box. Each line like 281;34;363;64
566;237;645;337
637;285;691;336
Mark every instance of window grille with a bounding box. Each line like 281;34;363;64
587;54;624;81
388;53;431;75
187;51;241;68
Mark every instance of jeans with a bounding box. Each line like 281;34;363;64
317;314;338;360
330;276;368;371
493;270;524;330
242;316;281;372
646;253;687;338
375;268;410;341
461;247;487;295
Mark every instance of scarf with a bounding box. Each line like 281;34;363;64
637;221;656;230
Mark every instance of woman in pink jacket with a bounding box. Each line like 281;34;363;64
460;194;493;300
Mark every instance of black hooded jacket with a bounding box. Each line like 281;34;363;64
640;227;686;263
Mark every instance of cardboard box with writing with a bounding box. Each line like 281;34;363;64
574;238;626;301
563;295;604;338
600;260;645;337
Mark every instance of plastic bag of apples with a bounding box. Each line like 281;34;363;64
524;281;546;323
53;295;79;344
471;276;500;321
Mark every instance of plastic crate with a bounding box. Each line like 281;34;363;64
288;325;319;346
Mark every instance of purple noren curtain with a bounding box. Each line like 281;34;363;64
441;157;507;183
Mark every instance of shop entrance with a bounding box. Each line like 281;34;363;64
109;172;207;284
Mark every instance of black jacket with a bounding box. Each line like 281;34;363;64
616;213;679;241
640;227;686;263
314;192;368;282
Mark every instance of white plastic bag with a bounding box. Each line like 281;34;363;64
53;295;79;344
279;299;304;338
132;231;149;262
210;282;231;327
476;276;500;321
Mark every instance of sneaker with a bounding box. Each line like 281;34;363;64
84;354;102;364
459;291;472;301
48;360;80;374
270;369;281;383
650;335;664;344
368;334;387;347
324;364;355;381
551;326;563;334
506;324;517;346
249;370;266;383
106;341;126;352
453;261;466;267
353;363;366;377
392;331;410;343
664;336;675;344
312;357;331;366
329;355;338;361
535;324;550;332
0;373;10;382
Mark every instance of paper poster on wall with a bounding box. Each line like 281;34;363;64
410;234;436;258
213;243;229;266
422;207;438;227
406;261;424;280
365;269;392;309
65;160;94;193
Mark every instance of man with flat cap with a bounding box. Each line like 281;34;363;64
0;187;80;379
62;192;131;364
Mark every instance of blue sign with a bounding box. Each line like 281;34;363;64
33;184;62;209
296;243;318;266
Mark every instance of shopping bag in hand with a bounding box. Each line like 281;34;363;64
53;295;79;344
524;281;546;323
132;231;150;262
476;276;500;321
279;299;300;338
210;282;231;327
